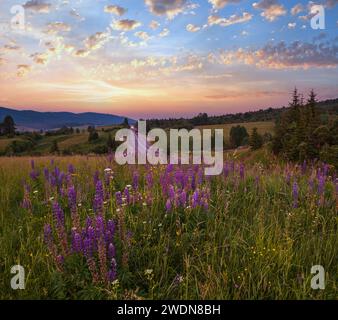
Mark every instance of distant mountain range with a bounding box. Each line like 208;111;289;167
0;107;135;131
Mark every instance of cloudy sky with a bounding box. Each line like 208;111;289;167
0;0;337;118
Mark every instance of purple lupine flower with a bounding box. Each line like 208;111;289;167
58;172;65;186
323;163;329;177
44;224;53;247
239;163;245;179
292;182;299;208
52;201;68;254
285;172;291;185
68;185;77;211
124;187;130;204
85;217;93;230
192;189;199;208
197;168;203;184
166;163;174;174
108;243;116;259
30;159;35;170
230;161;235;173
180;190;187;206
165;199;172;212
95;215;105;238
108;258;117;282
146;172;153;188
68;164;75;174
50;175;57;188
93;180;104;214
83;237;93;257
132;171;139;190
107;220;116;238
169;185;175;200
52;202;65;227
115;191;122;206
72;231;82;253
191;174;196;190
318;175;325;195
30;170;39;181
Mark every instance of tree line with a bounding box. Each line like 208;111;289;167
272;89;338;167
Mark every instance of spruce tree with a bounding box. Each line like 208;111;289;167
249;128;263;150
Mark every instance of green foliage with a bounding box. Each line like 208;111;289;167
249;128;263;150
272;89;337;167
229;125;249;148
5;139;35;155
0;115;16;137
50;140;59;154
88;130;99;142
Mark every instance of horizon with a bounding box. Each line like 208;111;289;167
0;0;337;118
1;93;338;121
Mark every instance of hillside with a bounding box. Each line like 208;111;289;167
0;107;135;131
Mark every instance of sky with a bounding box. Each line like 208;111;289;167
0;0;337;119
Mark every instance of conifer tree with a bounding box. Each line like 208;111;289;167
249;128;263;150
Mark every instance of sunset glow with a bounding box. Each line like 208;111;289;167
0;0;337;118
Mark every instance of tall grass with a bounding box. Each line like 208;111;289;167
0;153;337;300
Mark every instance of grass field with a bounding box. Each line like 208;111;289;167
197;121;275;143
0;150;337;299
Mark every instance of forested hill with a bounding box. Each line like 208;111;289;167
146;98;338;129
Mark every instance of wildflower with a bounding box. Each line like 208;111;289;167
144;269;153;276
192;189;199;208
146;172;153;188
52;202;68;255
239;163;245;179
180;190;187;206
169;185;175;200
108;243;116;259
43;168;49;180
115;191;123;206
68;164;75;174
132;171;139;190
107;220;116;238
317;175;325;195
72;231;82;253
108;258;117;282
165;199;172;212
123;187;130;204
174;274;184;285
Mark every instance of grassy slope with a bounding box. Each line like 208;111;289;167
0;152;336;299
197;121;275;142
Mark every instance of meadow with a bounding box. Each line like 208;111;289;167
0;150;337;300
196;121;275;142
